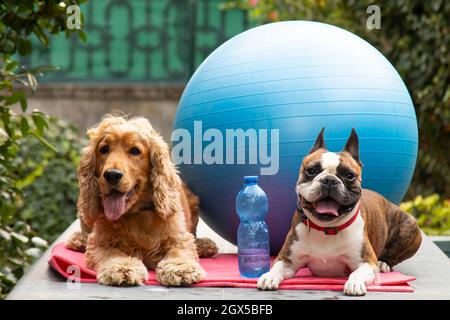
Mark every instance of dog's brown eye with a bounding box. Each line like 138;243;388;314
345;172;355;181
130;147;141;155
306;168;316;176
100;145;109;154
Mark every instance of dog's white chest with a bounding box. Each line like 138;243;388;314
289;216;365;277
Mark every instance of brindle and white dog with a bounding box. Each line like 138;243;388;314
257;128;422;296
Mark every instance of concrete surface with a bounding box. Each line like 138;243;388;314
431;236;450;258
7;219;450;300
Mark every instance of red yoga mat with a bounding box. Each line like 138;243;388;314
49;243;415;292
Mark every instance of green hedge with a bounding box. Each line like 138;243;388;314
16;118;84;242
0;0;86;298
0;220;48;299
0;117;83;298
401;194;450;236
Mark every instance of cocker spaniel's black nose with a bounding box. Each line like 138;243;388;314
104;169;123;184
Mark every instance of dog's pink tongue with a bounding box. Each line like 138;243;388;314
315;199;340;216
103;192;126;221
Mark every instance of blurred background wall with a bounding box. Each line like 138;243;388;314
25;0;250;139
27;84;182;140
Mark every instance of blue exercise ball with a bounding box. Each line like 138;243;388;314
173;21;418;254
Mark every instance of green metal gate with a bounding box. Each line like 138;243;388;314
24;0;249;83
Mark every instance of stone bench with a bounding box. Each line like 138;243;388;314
7;220;450;300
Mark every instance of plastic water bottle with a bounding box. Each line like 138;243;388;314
236;176;270;278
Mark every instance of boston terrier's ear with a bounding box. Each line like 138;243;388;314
309;127;326;154
343;128;362;166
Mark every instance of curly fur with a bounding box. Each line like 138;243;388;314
66;115;217;286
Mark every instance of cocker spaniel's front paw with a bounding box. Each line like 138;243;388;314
195;237;218;258
156;261;205;286
97;257;148;286
65;231;87;252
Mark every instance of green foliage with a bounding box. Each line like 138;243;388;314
226;0;450;199
16;118;84;243
0;53;55;301
401;195;450;235
0;0;86;298
0;0;87;56
0;221;48;299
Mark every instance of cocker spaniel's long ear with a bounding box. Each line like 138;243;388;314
77;127;100;227
147;130;182;220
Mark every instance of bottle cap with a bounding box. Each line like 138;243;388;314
244;176;258;183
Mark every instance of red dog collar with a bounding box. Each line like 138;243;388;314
298;206;360;235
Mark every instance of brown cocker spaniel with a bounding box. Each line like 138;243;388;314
66;115;217;286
